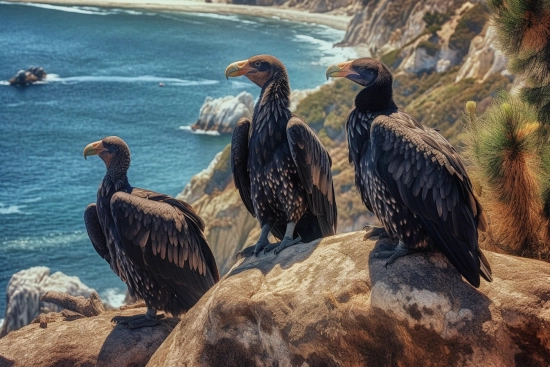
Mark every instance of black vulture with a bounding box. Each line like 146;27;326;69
326;58;491;287
225;54;337;257
83;136;219;328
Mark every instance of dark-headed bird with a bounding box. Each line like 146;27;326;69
83;136;219;328
225;55;337;257
326;58;492;288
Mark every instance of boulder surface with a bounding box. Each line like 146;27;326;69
0;306;178;367
148;231;550;367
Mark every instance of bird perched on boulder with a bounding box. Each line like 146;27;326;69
225;54;337;257
83;136;219;328
326;58;491;287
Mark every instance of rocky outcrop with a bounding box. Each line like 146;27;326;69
8;67;46;86
148;231;550;367
0;267;95;338
187;92;254;134
0;306;178;367
455;25;508;82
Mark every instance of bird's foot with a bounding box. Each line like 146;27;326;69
374;241;415;268
111;312;164;329
264;236;302;255
363;226;389;239
236;238;271;259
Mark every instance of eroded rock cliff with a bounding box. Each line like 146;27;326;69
147;231;550;366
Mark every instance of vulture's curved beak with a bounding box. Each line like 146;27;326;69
225;60;253;79
326;60;356;80
83;141;106;160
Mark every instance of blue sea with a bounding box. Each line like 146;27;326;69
0;2;355;319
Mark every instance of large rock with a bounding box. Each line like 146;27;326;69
0;267;95;337
188;92;254;134
148;231;550;367
0;306;178;367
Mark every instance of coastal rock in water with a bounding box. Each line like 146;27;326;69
8;66;46;86
189;92;254;134
148;231;550;367
0;306;178;367
0;266;95;337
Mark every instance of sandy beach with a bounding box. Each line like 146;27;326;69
4;0;351;31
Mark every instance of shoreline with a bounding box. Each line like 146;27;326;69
4;0;351;31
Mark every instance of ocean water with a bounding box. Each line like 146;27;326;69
0;2;355;317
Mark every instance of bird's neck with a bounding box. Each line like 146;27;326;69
253;74;291;132
355;78;397;115
100;156;131;196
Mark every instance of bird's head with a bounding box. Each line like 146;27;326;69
325;58;392;87
83;136;130;173
225;54;287;88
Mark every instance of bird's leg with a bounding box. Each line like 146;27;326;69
264;222;302;255
374;241;416;267
111;307;163;329
363;226;389;239
236;224;272;259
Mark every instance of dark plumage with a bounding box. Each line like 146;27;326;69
225;54;337;256
326;58;492;288
83;136;219;328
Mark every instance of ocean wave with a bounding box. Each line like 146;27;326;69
1;231;88;251
293;34;357;65
100;287;126;308
46;74;219;86
0;2;112;15
0;203;27;215
0;319;3;329
179;126;220;136
187;12;258;25
22;197;42;203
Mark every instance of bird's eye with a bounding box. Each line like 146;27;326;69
255;61;261;67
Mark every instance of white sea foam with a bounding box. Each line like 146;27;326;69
0;203;27;215
187;12;258;25
46;74;219;86
22;197;42;203
179;126;221;136
294;34;357;65
0;319;3;329
0;2;110;15
1;231;88;251
101;287;126;308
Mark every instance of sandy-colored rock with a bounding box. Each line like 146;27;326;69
189;92;254;134
148;231;550;367
0;307;178;367
456;26;508;82
0;267;96;337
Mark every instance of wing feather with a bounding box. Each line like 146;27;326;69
371;112;491;286
231;117;255;217
110;189;219;309
287;117;337;236
84;204;111;264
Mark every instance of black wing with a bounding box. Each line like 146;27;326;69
84;203;111;264
287;116;337;236
231;117;255;217
346;109;374;212
110;189;219;310
371;112;491;287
